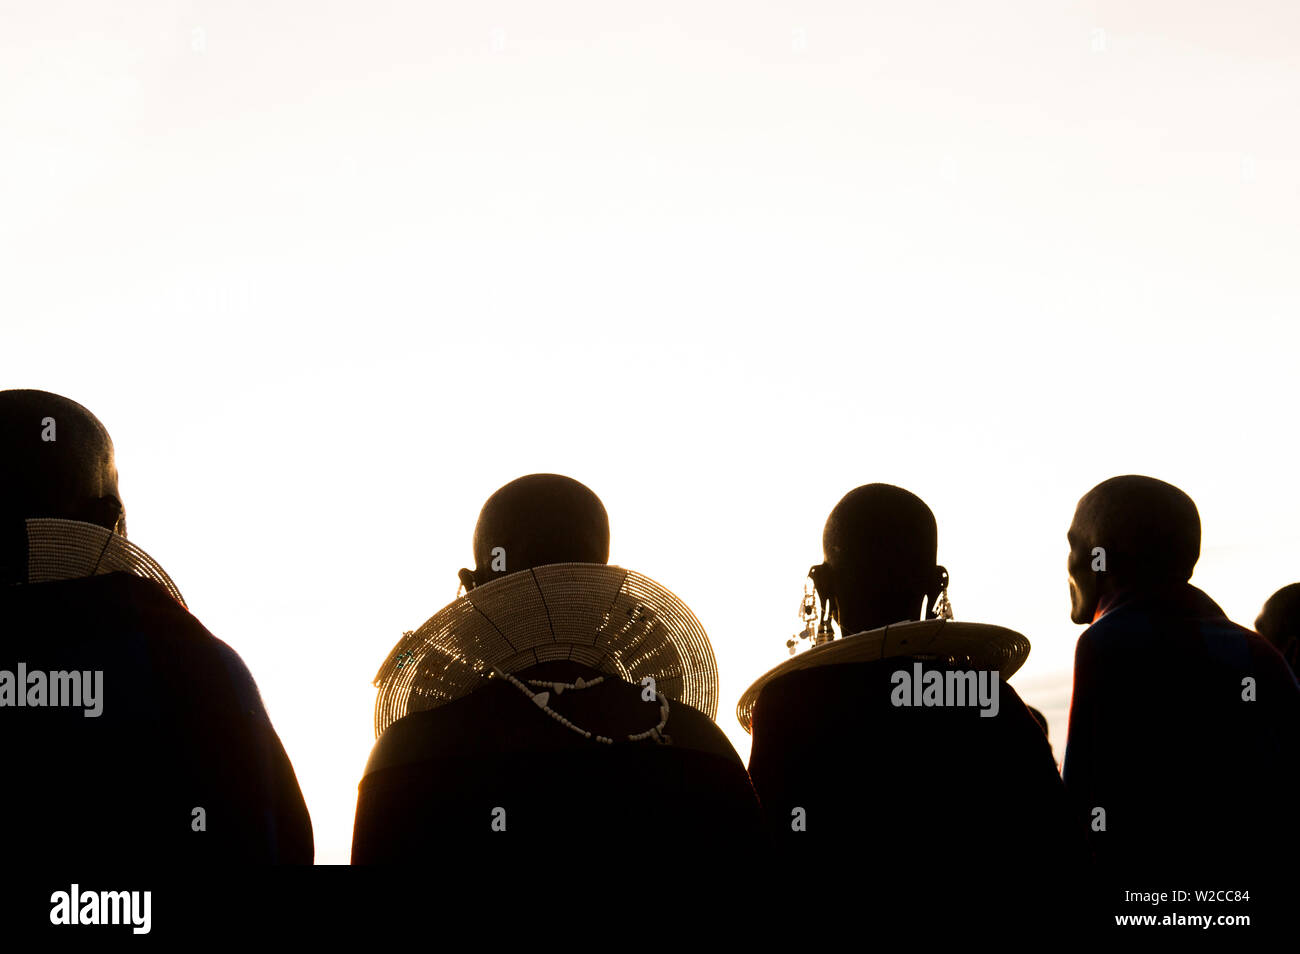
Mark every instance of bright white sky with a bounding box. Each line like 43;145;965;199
3;1;1298;864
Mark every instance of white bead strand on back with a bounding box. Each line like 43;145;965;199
525;675;604;696
492;666;670;745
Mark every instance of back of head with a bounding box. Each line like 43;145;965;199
822;483;940;630
0;390;124;583
1256;583;1300;668
824;483;936;583
1074;475;1200;588
470;474;609;584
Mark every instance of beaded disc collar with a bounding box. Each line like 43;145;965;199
19;518;186;608
372;563;718;739
736;618;1030;733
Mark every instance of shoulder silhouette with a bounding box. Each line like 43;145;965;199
1062;475;1300;888
745;483;1080;914
0;389;313;864
352;474;759;863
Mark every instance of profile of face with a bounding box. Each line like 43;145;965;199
1066;512;1099;625
1065;475;1200;626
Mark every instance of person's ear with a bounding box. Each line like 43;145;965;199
808;562;837;624
934;565;948;598
457;567;477;593
78;495;125;535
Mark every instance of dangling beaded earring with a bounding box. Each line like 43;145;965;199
932;570;954;621
814;590;837;644
786;579;820;655
809;563;837;645
933;588;953;620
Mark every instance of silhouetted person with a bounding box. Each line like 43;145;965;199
1062;475;1299;891
351;474;759;863
1027;705;1050;737
0;389;313;863
746;484;1078;915
1256;583;1300;674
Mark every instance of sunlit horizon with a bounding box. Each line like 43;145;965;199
4;0;1299;864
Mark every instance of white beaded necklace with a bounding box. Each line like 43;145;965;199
492;666;672;745
525;675;605;694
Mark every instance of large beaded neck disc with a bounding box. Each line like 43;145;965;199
736;619;1031;733
22;518;186;606
372;563;718;739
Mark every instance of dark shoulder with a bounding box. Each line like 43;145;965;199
752;659;907;739
757;658;901;704
66;572;214;641
91;573;270;717
365;678;743;773
365;681;507;774
754;658;1047;734
661;698;744;763
1246;630;1300;691
5;571;184;618
7;571;237;665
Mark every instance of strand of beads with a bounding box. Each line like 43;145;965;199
494;667;594;739
628;691;670;743
525;675;604;696
492;666;671;745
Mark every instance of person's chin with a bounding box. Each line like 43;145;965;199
1067;589;1091;625
1068;599;1096;625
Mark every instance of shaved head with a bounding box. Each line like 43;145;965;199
824;484;937;570
0;390;125;584
1067;475;1200;623
821;483;944;633
0;389;123;528
467;474;609;585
